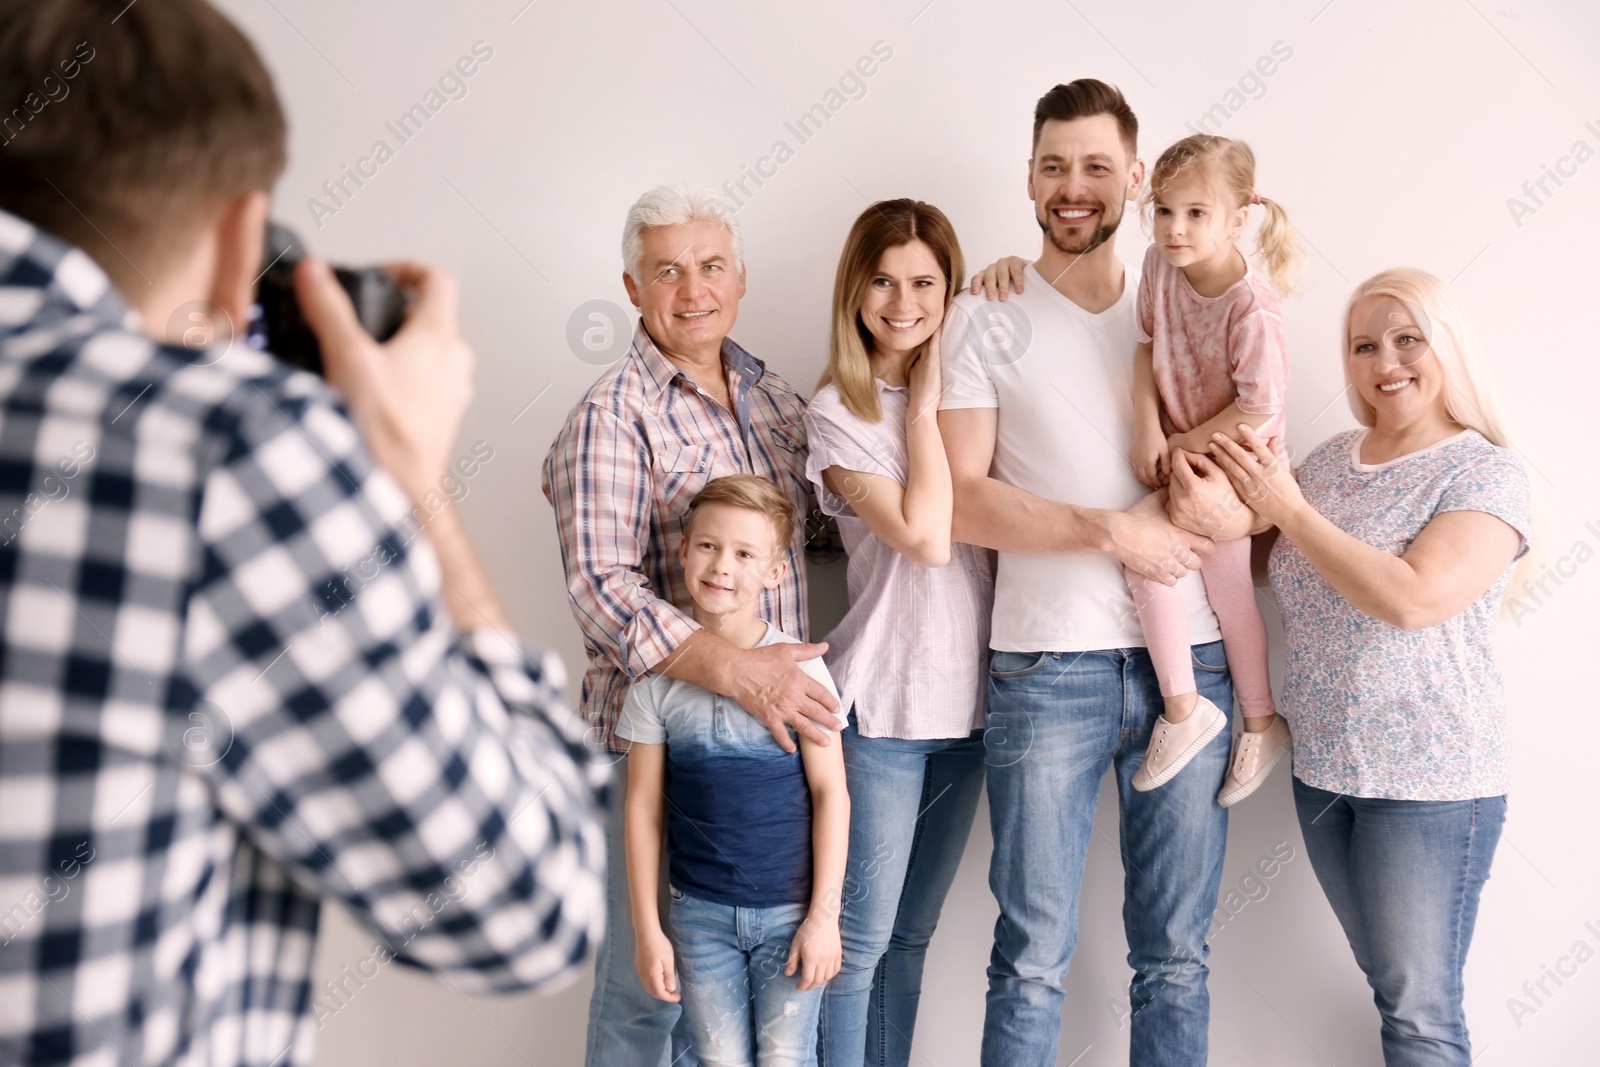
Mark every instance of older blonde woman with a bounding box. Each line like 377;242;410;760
1206;268;1531;1067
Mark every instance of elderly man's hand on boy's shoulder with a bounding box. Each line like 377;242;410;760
730;641;841;752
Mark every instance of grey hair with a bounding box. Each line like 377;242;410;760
621;183;745;284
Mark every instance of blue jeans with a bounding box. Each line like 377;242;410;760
1293;778;1506;1067
981;642;1233;1067
669;887;822;1066
586;753;698;1067
816;719;986;1067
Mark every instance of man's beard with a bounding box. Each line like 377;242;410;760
1036;199;1123;256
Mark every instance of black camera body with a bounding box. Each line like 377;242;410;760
250;222;408;376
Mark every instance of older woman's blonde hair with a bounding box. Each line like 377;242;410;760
1343;267;1535;594
818;199;964;422
1342;269;1511;443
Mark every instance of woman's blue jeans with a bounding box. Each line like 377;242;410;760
1293;777;1506;1067
815;718;986;1067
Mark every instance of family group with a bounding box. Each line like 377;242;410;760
0;4;1529;1064
544;79;1531;1067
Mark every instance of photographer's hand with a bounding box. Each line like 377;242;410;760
296;259;473;504
297;258;507;632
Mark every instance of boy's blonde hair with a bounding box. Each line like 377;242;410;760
685;475;797;556
1144;134;1305;297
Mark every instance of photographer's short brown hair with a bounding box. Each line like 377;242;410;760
0;0;287;290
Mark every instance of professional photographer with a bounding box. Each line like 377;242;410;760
0;3;605;1065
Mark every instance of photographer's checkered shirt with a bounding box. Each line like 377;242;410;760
0;211;608;1067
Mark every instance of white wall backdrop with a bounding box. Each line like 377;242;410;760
212;0;1599;1062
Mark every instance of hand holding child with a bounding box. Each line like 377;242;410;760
635;927;680;1003
1208;425;1303;528
785;911;842;992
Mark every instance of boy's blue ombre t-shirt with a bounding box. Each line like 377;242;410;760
618;624;844;908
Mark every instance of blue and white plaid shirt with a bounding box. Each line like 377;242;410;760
0;211;607;1066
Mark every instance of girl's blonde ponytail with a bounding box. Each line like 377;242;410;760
1255;196;1306;297
1146;134;1305;297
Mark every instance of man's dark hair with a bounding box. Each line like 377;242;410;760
0;0;287;289
1032;79;1138;159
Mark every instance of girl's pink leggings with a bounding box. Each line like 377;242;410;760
1124;535;1275;718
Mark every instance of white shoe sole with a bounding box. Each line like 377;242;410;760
1217;736;1292;807
1132;707;1227;792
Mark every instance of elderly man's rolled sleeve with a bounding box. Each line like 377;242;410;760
544;401;700;681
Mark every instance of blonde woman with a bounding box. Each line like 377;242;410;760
1209;269;1530;1067
804;199;994;1067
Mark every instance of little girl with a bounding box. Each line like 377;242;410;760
1126;134;1302;806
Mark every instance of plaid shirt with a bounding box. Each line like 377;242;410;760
542;323;810;752
0;212;606;1067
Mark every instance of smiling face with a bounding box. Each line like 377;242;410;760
1345;294;1452;431
1151;170;1246;273
857;239;948;357
623;219;746;362
1029;113;1141;256
679;502;786;619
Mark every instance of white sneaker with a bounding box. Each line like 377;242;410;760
1132;696;1226;792
1217;717;1292;807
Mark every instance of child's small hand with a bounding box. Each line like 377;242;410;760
1131;424;1170;489
635;928;680;1002
785;912;842;992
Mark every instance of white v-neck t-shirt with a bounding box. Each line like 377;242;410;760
940;262;1220;653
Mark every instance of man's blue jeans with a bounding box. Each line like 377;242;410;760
980;642;1233;1067
669;888;821;1066
586;753;697;1067
1293;778;1506;1067
816;719;986;1067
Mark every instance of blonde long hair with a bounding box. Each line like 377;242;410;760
1144;134;1304;297
1343;267;1536;594
818;199;964;422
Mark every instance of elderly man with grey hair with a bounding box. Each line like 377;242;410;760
542;183;839;1067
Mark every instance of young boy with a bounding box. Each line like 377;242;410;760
620;474;849;1064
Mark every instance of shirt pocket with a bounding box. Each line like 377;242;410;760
657;443;715;511
768;425;804;455
763;423;812;511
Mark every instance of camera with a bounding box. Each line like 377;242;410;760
248;222;408;375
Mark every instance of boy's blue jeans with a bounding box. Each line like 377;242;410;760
670;887;823;1067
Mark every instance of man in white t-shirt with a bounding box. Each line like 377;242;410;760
939;79;1234;1066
